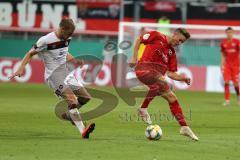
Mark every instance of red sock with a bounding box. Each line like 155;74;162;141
234;86;239;96
141;97;154;108
224;84;230;101
169;100;187;126
141;90;156;108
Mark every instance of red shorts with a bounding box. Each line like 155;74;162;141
135;63;170;95
222;65;239;83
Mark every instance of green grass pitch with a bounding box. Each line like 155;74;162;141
0;83;240;160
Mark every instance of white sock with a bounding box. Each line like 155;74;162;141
139;108;148;112
69;108;85;133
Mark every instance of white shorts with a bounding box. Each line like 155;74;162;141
46;69;84;97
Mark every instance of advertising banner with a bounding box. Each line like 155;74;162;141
206;66;240;93
0;0;120;32
144;1;177;12
1;58;210;92
0;58;44;83
188;2;240;20
0;58;113;86
3;58;234;93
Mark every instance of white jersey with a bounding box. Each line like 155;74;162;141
34;32;71;80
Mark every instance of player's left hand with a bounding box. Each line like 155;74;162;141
73;59;84;67
184;77;191;85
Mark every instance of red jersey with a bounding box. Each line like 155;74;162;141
220;38;240;66
138;31;177;73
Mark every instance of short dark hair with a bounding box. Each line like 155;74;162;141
59;18;75;31
225;27;233;32
175;28;191;39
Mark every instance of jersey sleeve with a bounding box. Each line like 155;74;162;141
168;52;178;72
220;41;225;53
33;36;48;52
140;31;158;44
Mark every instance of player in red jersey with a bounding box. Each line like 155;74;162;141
130;28;199;141
220;27;240;106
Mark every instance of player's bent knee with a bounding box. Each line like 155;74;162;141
225;82;230;85
161;91;177;103
65;94;78;105
168;96;177;103
77;96;91;106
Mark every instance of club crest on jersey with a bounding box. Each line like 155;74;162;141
143;33;150;40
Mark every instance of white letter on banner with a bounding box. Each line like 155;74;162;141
17;0;37;27
0;3;12;26
0;60;12;81
41;4;63;28
68;5;86;30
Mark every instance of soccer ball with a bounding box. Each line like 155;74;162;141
145;125;163;140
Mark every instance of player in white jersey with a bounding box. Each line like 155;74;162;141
9;18;95;139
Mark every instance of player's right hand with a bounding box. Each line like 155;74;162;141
9;69;24;80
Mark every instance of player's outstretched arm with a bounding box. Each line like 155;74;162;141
167;71;191;85
129;37;141;68
9;48;38;79
67;53;84;67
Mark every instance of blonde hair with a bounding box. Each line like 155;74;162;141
59;18;75;31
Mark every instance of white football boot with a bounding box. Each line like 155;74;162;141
222;100;230;106
138;108;152;125
180;126;199;141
